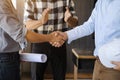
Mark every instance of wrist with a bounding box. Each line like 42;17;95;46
64;32;68;41
46;34;51;42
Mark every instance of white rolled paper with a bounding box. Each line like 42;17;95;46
20;53;47;63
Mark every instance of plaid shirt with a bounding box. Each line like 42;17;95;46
24;0;78;34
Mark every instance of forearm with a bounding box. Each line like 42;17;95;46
25;20;43;30
25;30;49;43
26;30;64;45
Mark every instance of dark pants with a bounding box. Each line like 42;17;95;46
0;52;20;80
31;42;67;80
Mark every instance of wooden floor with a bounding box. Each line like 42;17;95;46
21;73;92;80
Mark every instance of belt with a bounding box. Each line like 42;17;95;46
0;52;19;63
34;28;68;34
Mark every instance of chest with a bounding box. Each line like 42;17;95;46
35;0;67;13
97;0;120;24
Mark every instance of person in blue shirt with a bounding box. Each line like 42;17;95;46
51;0;120;80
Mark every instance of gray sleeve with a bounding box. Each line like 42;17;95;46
0;0;27;49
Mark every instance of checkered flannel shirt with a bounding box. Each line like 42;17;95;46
24;0;78;34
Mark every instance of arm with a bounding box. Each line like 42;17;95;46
25;19;43;30
66;2;98;44
0;1;26;43
24;0;43;30
26;30;64;44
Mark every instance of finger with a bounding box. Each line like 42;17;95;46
111;61;119;66
52;42;60;47
44;8;50;14
55;43;61;47
42;8;50;16
114;66;119;70
52;41;62;47
111;61;120;71
66;7;69;11
113;66;120;70
56;39;65;47
59;39;65;45
46;8;51;12
49;42;53;45
42;9;47;14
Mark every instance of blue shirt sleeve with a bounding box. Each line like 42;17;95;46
66;2;98;44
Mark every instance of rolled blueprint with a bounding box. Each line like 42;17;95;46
20;53;47;63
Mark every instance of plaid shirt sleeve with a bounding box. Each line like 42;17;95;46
67;0;78;27
24;0;35;23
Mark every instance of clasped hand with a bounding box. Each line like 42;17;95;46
49;31;67;47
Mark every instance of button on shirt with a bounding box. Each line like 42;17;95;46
66;0;120;56
0;0;27;52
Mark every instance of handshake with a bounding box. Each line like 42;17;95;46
48;31;68;47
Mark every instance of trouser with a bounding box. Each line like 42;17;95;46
31;42;67;80
93;59;120;80
0;52;20;80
